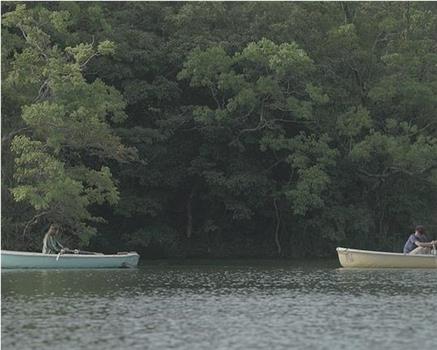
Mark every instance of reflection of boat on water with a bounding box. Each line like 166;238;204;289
1;250;140;269
337;247;437;268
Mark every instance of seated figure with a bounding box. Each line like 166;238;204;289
403;225;437;255
42;224;64;254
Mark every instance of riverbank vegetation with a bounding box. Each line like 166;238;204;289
2;2;437;257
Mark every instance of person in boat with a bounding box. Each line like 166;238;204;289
42;224;64;254
403;225;437;255
42;224;101;255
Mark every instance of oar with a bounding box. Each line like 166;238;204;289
59;248;102;255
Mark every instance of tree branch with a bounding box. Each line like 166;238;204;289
23;211;49;237
2;127;32;145
33;79;50;102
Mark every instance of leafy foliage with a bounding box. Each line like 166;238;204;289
2;2;437;256
2;4;131;245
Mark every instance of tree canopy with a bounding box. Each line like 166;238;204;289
2;2;437;257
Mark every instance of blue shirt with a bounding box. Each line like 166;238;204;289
403;233;430;254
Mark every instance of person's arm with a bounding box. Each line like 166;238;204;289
54;238;64;250
415;240;437;248
42;234;49;254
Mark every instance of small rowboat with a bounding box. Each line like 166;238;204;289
1;250;140;269
337;247;437;268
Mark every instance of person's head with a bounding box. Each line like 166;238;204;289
48;223;60;235
415;225;425;235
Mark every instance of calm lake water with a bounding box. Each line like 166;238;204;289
2;260;437;350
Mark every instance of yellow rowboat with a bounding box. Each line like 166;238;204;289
336;247;437;268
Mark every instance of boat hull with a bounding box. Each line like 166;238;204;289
1;250;140;269
337;247;437;268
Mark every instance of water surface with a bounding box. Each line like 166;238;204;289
2;260;436;349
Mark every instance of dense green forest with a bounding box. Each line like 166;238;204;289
2;2;437;258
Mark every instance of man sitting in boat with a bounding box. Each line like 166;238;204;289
42;224;64;254
403;225;437;255
42;224;101;255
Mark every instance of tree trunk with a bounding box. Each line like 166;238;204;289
186;189;194;238
273;199;282;255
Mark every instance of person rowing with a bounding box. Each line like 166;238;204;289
42;224;64;254
42;224;101;255
403;225;437;255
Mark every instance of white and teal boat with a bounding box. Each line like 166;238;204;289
1;250;140;269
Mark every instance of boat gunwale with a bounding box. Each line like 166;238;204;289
1;250;139;259
336;247;437;259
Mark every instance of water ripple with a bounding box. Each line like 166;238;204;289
2;261;436;350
